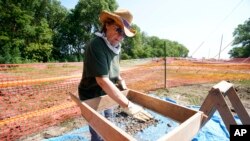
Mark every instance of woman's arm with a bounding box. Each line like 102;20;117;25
96;77;129;108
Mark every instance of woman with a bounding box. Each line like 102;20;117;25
78;9;152;141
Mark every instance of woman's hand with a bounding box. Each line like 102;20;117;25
122;101;153;122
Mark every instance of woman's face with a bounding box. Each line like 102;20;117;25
105;24;125;46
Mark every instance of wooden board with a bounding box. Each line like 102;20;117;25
69;92;136;141
158;112;203;141
68;89;206;141
226;87;250;124
127;89;200;123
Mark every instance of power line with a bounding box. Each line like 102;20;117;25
190;41;204;57
213;40;233;58
191;0;244;57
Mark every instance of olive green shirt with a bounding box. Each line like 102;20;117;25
78;36;120;100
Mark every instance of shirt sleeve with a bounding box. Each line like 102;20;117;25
84;38;109;77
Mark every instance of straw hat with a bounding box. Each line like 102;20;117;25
99;9;136;37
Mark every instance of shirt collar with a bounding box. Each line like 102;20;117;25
95;32;121;54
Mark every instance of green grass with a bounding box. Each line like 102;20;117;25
236;79;250;85
188;96;203;105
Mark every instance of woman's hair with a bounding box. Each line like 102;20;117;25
101;18;115;33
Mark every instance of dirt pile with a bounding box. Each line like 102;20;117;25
107;106;160;135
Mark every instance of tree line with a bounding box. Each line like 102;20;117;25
0;0;249;64
229;18;250;58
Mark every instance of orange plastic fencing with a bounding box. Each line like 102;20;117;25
124;58;250;92
0;63;83;140
0;58;250;140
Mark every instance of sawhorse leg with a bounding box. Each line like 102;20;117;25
199;81;250;131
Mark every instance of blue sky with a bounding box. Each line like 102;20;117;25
60;0;250;59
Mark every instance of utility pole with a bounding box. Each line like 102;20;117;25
208;48;210;59
218;34;223;60
164;42;167;89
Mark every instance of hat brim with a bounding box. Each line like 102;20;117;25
99;11;136;37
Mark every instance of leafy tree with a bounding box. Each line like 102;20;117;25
229;18;250;58
0;0;31;63
56;0;118;62
48;1;69;61
122;25;144;59
147;36;164;57
0;0;57;63
0;0;190;63
46;0;68;31
168;41;188;57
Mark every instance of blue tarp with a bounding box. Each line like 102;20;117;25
44;97;240;141
190;105;239;141
44;126;90;141
165;97;239;141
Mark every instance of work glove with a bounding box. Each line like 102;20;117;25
117;79;127;90
122;101;153;122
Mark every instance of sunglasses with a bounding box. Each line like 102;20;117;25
115;26;126;37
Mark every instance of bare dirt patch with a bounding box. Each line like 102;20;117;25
151;80;250;114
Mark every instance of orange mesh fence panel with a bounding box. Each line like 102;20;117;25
0;63;83;140
0;59;250;140
123;58;250;92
